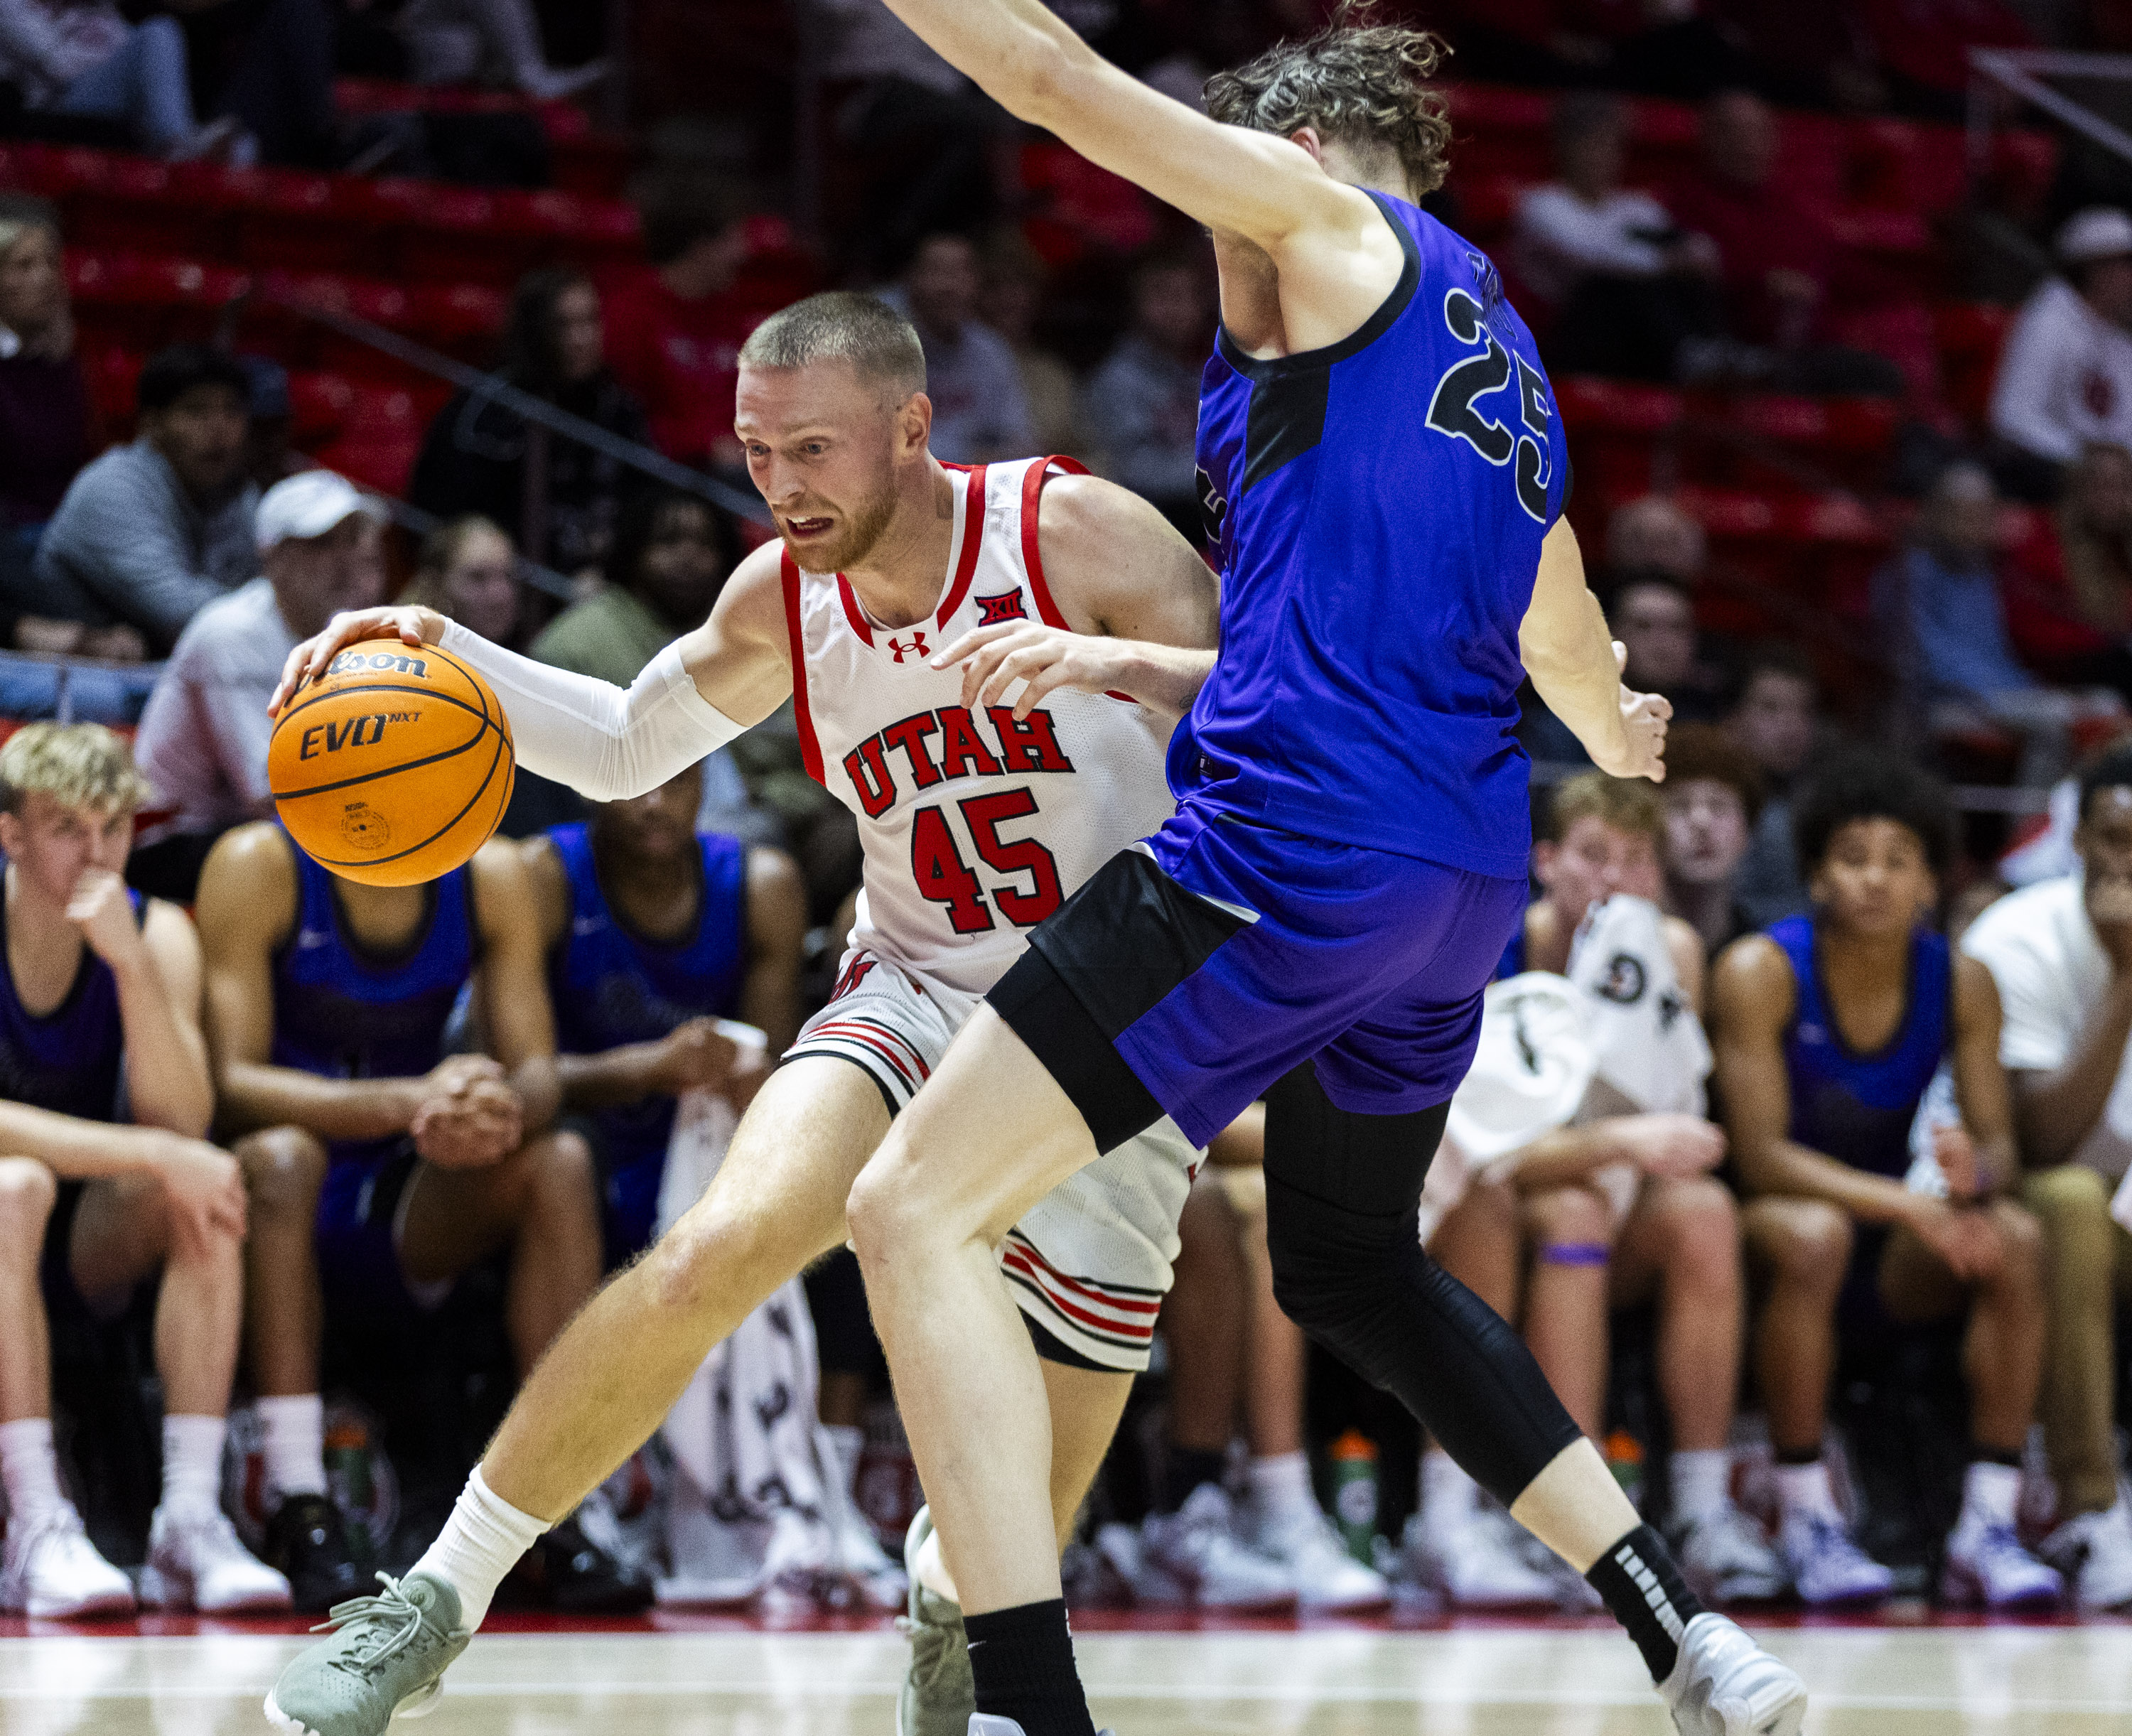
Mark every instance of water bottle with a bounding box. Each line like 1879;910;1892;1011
1328;1429;1379;1564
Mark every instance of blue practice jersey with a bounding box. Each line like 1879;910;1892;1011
1772;913;1950;1180
0;878;139;1121
547;822;749;1260
1184;191;1569;878
271;834;475;1094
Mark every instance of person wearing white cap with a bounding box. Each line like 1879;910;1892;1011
1990;207;2132;495
129;471;385;903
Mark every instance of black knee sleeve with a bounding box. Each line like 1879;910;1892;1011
1261;1064;1583;1510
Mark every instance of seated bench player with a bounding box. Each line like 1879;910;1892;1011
1712;754;2061;1608
0;724;289;1617
195;823;636;1612
524;762;807;1269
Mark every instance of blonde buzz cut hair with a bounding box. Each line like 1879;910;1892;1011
736;291;927;403
0;723;154;818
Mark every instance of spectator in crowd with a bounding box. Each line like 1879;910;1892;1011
0;198;93;556
809;0;1020;274
1114;1105;1390;1612
1663;90;1904;394
982;236;1082;458
1991;210;2132;503
1727;643;1819;926
0;724;290;1618
1517;93;1722;382
531;485;737;686
1662;722;1764;956
1610;572;1726;723
878;233;1033;464
35;344;255;656
1874;460;2122;786
129;471;386;905
1959;744;2132;1611
1712;755;2062;1609
392;0;605;97
527;765;804;1268
2057;441;2132;644
0;0;242;158
239;355;298;490
399;513;527;651
411;267;652;578
603;178;758;475
1082;247;1210;542
197;824;638;1612
1607;493;1706;586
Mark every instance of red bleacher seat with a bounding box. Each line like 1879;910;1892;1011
66;252;250;352
1016;143;1157;266
1937;300;2015;424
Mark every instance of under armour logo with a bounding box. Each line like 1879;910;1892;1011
887;631;930;663
974;590;1027;627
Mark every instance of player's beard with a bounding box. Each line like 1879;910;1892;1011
780;468;898;573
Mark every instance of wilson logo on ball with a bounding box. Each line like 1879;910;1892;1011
269;638;515;888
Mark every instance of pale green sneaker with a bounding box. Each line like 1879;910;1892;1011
896;1507;974;1736
263;1571;471;1736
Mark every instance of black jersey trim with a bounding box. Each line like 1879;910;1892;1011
1213;189;1423;382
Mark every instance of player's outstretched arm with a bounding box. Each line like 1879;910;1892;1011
265;544;796;804
932;472;1219;726
1519;519;1669;782
876;0;1370;260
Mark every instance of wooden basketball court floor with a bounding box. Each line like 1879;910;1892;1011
5;1614;2130;1736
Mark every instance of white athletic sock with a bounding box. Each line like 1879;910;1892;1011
1420;1448;1478;1529
1957;1461;2022;1536
159;1414;227;1519
0;1417;68;1531
1774;1459;1842;1526
823;1423;864;1499
1247;1452;1319;1527
255;1393;328;1504
1669;1447;1733;1529
412;1465;551;1631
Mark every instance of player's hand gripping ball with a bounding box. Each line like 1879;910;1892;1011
269;638;515;886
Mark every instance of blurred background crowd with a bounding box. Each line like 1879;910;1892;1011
6;0;2132;1632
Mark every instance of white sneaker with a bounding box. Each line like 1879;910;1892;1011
1941;1519;2064;1610
0;1504;136;1617
1777;1511;1893;1607
140;1504;291;1613
1135;1485;1297;1612
2040;1487;2132;1612
1671;1504;1787;1605
1660;1611;1807;1736
1400;1502;1558;1609
1242;1502;1390;1612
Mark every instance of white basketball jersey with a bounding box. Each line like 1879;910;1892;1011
783;458;1178;1003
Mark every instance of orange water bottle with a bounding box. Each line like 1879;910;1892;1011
1329;1429;1379;1564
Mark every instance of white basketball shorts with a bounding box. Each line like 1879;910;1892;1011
787;949;1199;1372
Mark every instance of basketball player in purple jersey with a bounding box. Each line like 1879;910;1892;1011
826;6;1805;1735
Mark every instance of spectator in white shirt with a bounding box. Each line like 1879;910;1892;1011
1960;743;2132;1611
1515;92;1721;382
1990;207;2132;502
129;471;385;903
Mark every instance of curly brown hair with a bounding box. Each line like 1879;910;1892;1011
1202;1;1453;198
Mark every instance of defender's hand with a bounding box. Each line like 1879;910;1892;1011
1590;643;1671;783
270;606;446;718
930;622;1129;718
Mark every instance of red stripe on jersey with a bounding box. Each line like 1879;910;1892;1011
807;1022;919;1090
1003;1231;1161;1315
932;464;991;630
811;1018;933;1083
780;550;826;786
835;575;875;647
1020;455;1089;632
1002;1249;1157;1341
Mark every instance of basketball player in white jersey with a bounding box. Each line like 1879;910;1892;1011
261;292;1218;1736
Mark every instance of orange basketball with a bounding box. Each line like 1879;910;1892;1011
269;637;515;887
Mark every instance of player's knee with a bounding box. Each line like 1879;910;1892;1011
1766;1199;1853;1293
2023;1162;2107;1227
844;1153;919;1271
1662;1178;1742;1294
0;1158;58;1254
235;1126;328;1220
1263;1191;1389;1339
522;1129;598;1223
1987;1200;2045;1294
1526;1182;1613;1251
